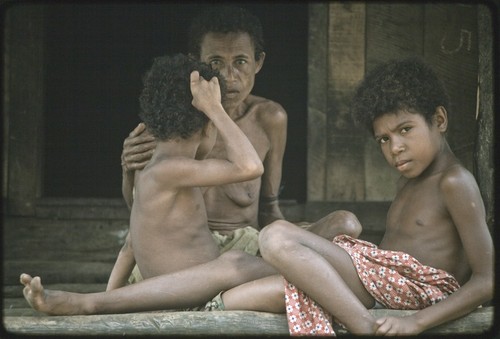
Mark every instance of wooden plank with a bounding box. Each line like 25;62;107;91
4;4;45;215
326;2;366;201
35;198;130;219
3;217;127;262
475;4;494;228
424;3;478;172
365;3;424;71
307;3;329;201
4;261;114;285
3;307;493;336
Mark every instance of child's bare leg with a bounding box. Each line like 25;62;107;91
21;274;93;315
259;220;376;335
307;210;362;240
20;250;277;315
221;275;285;313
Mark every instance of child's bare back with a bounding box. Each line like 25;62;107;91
127;54;263;280
130;158;220;279
19;53;264;315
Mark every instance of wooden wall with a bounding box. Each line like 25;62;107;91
308;3;488;204
3;3;494;224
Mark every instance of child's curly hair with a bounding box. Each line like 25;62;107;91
351;57;450;134
139;53;226;141
188;6;265;61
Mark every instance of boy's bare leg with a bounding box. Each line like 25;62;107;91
306;210;362;241
20;250;277;315
259;220;377;335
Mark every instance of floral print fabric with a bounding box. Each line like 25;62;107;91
334;235;460;310
284;279;335;336
284;235;460;336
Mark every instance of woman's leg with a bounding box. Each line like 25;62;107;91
20;250;277;315
307;209;362;240
220;275;285;313
259;220;377;335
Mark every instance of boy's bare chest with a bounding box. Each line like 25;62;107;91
386;178;447;234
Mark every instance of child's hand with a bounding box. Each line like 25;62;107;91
190;71;222;116
374;316;422;336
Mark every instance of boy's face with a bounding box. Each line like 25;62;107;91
199;32;264;111
372;110;445;179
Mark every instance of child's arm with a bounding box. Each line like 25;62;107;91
375;168;494;335
158;72;263;188
192;71;263;180
106;232;136;291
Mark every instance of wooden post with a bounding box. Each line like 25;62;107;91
4;4;45;215
476;4;494;228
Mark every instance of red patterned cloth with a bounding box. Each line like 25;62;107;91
284;279;335;336
284;235;460;336
334;235;460;309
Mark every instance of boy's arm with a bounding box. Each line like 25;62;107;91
376;169;494;335
121;123;156;208
106;232;136;291
258;103;287;227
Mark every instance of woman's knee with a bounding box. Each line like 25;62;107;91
329;210;362;238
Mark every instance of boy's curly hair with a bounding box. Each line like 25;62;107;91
350;57;450;134
139;53;226;141
188;6;264;61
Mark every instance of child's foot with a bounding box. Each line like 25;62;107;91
20;273;87;315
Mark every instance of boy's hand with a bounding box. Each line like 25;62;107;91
121;123;156;172
374;316;421;335
190;71;222;116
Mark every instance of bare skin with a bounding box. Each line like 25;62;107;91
107;30;357;290
216;108;494;335
19;69;275;315
133;70;266;279
121;32;286;231
20;251;276;315
19;210;360;315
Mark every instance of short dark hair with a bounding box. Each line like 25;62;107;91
188;6;265;60
350;57;450;134
139;53;226;140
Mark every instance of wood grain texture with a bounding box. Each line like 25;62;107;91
3;307;493;336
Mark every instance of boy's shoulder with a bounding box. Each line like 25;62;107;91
438;163;478;195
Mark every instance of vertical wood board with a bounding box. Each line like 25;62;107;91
326;3;366;201
5;5;45;215
307;3;329;201
424;4;478;172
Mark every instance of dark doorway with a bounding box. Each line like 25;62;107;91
42;2;308;202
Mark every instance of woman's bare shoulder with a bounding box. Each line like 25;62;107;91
245;95;287;125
